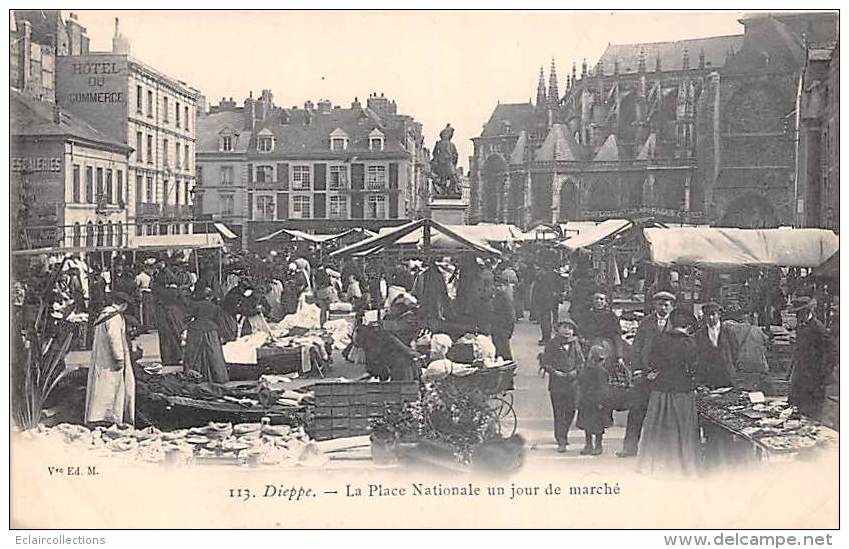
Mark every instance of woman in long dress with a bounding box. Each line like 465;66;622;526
152;265;187;366
182;287;229;383
637;327;701;477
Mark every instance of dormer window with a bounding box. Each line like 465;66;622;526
369;128;385;151
257;128;275;153
219;127;239;152
329;128;349;151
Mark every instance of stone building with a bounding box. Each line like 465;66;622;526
470;11;838;229
195;90;428;245
10;10;89;102
11;89;131;250
797;41;839;231
55;19;201;243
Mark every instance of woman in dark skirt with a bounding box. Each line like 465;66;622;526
152;266;187;366
577;345;611;455
183;287;229;383
637;326;701;477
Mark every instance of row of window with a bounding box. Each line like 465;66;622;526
135;84;191;132
251;193;387;221
70;220;126;248
210;164;386;190
251;133;385;153
134;131;192;170
134;173;192;206
71;165;125;206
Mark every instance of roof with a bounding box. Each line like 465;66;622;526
636;133;657;160
330;219;501;258
509;131;528;165
252;106;411;156
534;124;581;162
480;102;536;138
559;219;633;251
597;34;744;72
593;134;620;161
255;228;338;244
196;110;252;153
643;227;839;268
10;89;129;152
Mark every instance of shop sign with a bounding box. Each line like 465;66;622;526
11;157;62;173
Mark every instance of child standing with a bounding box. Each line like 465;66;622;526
541;319;585;453
577;345;611;455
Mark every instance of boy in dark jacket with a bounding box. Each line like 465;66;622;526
541;319;585;452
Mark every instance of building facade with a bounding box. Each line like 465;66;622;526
470;11;837;229
54;22;200;243
196;90;427;244
797;41;839;231
11;89;131;250
10;10;90;103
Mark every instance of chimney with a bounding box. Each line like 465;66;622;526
317;98;332;114
304;100;314;111
19;20;32;91
352;96;361;108
243;94;256;131
112;17;131;55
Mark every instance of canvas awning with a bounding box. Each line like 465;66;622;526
811;251;839;278
642;227;839;268
213;223;238;240
255;228;338;244
329;219;502;258
558;219;634;251
130;233;224;249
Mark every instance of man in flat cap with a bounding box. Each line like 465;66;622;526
693;302;737;389
788;296;835;419
618;290;695;457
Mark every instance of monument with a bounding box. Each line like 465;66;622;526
428;123;468;225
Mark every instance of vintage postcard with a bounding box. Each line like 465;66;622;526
8;8;840;533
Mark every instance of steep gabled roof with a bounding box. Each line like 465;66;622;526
534;124;581;162
509;131;528;165
636;133;657;160
480;102;536;138
598;34;744;72
593;133;620;161
11;89;128;152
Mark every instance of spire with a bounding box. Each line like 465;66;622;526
682;47;690;70
698;48;706;69
596;59;604;77
581;58;588;79
638;48;646;73
548;58;559;106
536;66;547;108
572;61;577;83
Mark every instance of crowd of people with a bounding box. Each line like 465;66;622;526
11;240;838;478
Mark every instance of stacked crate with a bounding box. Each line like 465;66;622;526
310;381;420;440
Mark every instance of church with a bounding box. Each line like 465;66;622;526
469;12;837;229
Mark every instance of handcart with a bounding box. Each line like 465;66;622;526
447;362;518;437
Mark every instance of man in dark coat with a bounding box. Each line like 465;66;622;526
541;319;584;452
532;263;562;345
693;302;737;388
789;297;835;419
491;273;516;360
618;291;695;457
575;291;625;372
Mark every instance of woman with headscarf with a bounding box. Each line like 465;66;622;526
182;287;229;383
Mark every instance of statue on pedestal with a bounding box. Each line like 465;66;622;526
430;124;461;198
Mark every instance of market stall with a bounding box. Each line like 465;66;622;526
696;387;838;468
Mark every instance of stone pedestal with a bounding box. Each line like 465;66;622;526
429;197;468;225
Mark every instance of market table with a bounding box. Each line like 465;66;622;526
697;389;838;468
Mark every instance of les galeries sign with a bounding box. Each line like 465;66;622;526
11;157;62;173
